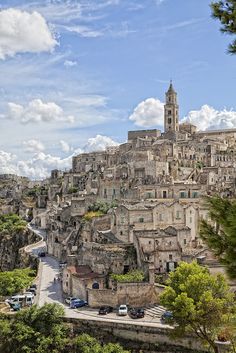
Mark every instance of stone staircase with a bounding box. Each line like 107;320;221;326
144;304;166;318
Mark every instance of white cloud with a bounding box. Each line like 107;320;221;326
84;134;119;152
6;99;74;124
0;8;57;60
129;98;164;128
182;105;236;131
0;151;17;175
63;25;104;38
59;140;73;153
0;150;72;179
23;139;45;153
64;60;77;67
0;135;119;179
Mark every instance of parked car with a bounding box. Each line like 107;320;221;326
30;284;37;289
65;297;80;305
27;287;37;296
98;306;113;315
6;294;34;306
10;303;21;311
59;261;67;268
118;304;128;316
38;251;46;257
70;299;88;309
129;308;145;319
161;311;173;323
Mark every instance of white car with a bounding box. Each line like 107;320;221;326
65;297;80;305
118;304;128;316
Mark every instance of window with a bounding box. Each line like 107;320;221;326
176;211;181;219
149;241;152;245
163;190;167;199
184;239;187;245
169;254;173;261
180;192;186;198
120;231;123;235
139;217;144;223
168;118;172;124
168;110;172;115
121;217;125;224
192;192;198;198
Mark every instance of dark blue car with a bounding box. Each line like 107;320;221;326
161;311;173;323
70;299;88;309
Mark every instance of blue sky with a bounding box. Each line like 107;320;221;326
0;0;236;178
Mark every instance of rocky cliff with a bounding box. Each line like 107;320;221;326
0;215;37;271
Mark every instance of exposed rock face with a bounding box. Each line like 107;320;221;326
0;227;37;271
0;175;41;271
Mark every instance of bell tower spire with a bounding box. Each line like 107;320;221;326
164;81;179;132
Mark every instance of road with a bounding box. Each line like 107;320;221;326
28;226;167;327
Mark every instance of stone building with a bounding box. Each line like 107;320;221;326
40;82;236;301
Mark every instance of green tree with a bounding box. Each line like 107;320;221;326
211;0;236;53
0;304;67;353
73;334;102;353
0;268;36;296
0;306;130;353
160;261;235;353
0;214;27;233
103;343;130;353
111;269;145;283
73;334;130;353
200;196;236;278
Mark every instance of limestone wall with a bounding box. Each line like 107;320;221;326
88;283;161;308
64;317;207;353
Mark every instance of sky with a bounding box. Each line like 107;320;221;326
0;0;236;179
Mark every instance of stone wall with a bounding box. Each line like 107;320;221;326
128;129;161;141
64;317;207;353
88;283;161;308
92;215;111;231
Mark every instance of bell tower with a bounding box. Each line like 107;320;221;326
164;81;179;133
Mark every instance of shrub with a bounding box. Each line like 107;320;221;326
111;270;145;283
83;211;104;221
0;214;27;233
68;187;78;194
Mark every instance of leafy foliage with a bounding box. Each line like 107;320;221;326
83;201;118;221
88;200;118;214
83;211;104;221
26;187;41;197
0;214;27;233
0;304;67;353
211;0;236;53
0;268;35;296
200;196;236;278
111;270;144;283
160;261;236;353
68;187;79;194
0;306;130;353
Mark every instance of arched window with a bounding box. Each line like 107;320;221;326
92;282;99;289
168;118;172;124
